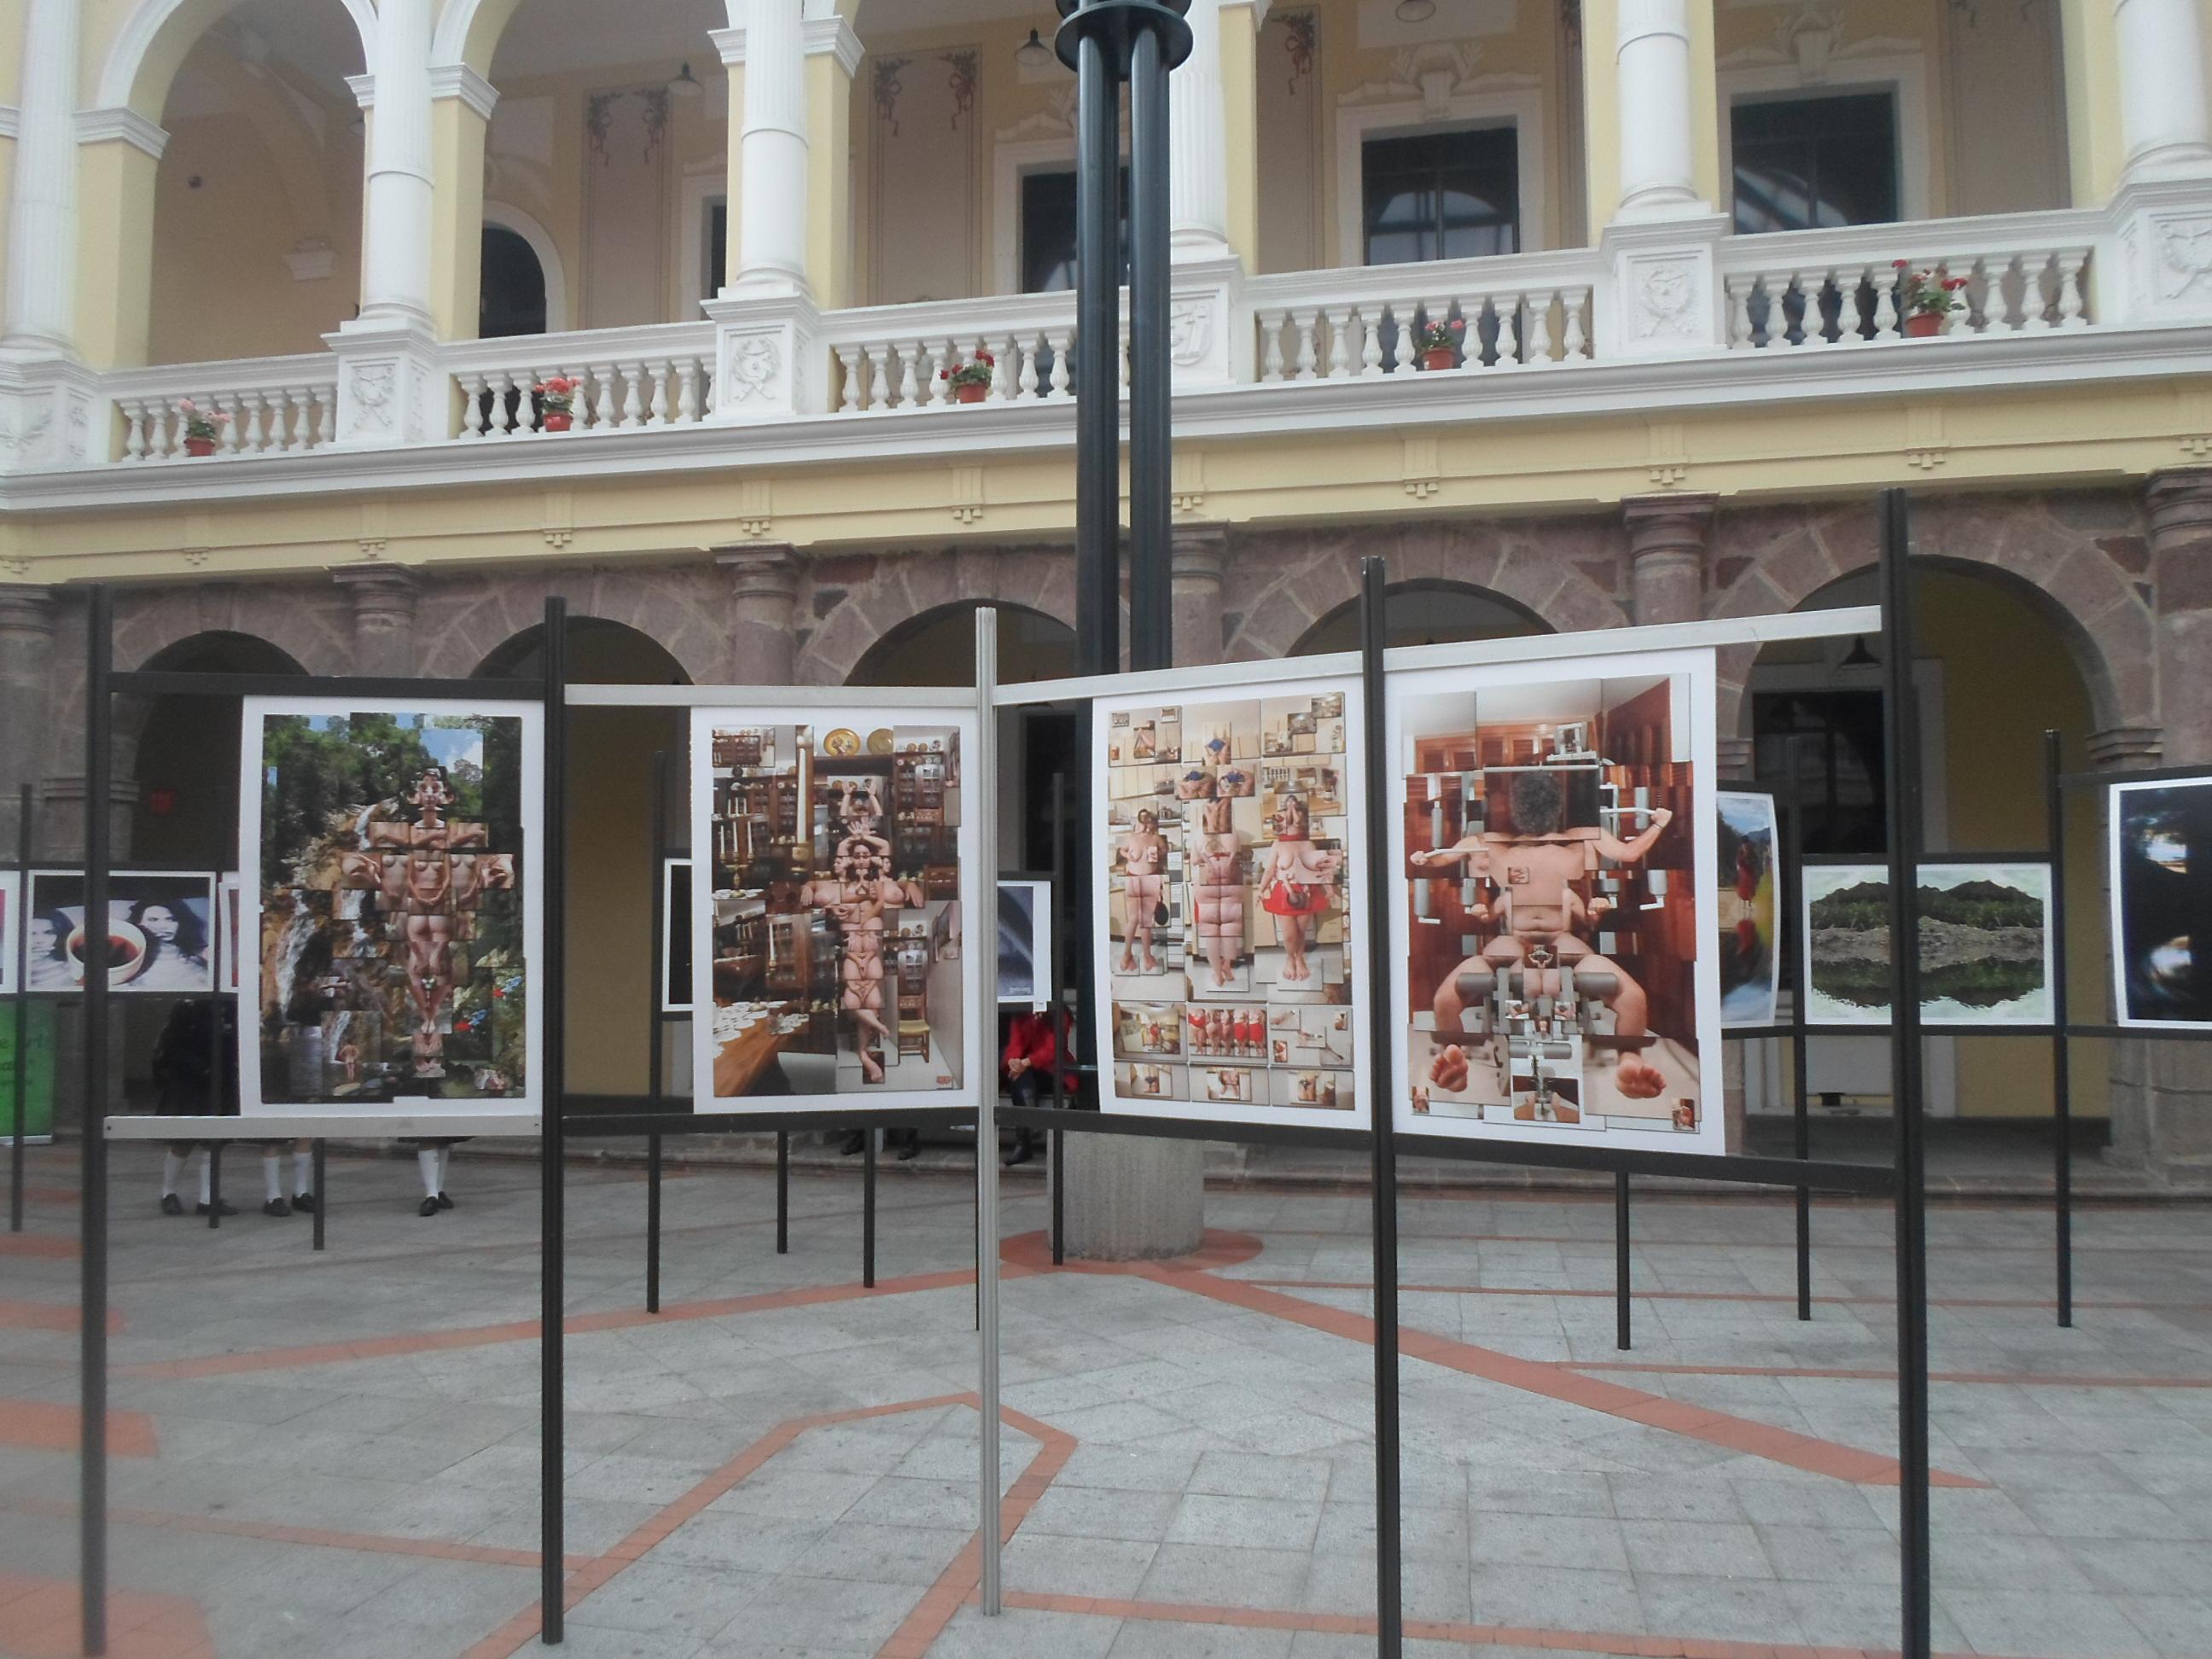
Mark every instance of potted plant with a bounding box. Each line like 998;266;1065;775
178;399;230;457
941;352;995;404
1413;316;1465;370
1894;262;1969;338
534;375;583;431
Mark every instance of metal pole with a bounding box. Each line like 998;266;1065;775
11;783;30;1233
311;1140;326;1253
1878;492;1932;1659
775;1131;789;1254
207;1142;222;1231
1050;771;1067;1267
1068;14;1121;683
974;606;1003;1615
539;598;569;1646
2043;729;2073;1330
647;750;667;1317
1614;1173;1632;1352
82;584;112;1659
863;1129;877;1289
1787;791;1813;1323
1358;556;1403;1659
1126;22;1173;673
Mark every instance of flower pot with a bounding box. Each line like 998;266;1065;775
954;381;990;404
183;435;216;457
1421;347;1457;370
1903;312;1944;338
543;411;573;432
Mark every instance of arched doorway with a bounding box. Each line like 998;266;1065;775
1291;579;1551;655
131;632;308;868
850;602;1079;876
476;619;691;1101
1744;564;2104;1129
480;224;551;338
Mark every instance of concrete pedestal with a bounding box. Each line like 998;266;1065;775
1065;1133;1205;1261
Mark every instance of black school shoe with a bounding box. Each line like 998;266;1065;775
261;1197;292;1218
160;1192;184;1216
195;1199;238;1217
291;1192;317;1213
419;1196;440;1217
435;1192;453;1210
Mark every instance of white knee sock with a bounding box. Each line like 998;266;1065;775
161;1150;185;1197
437;1145;451;1190
417;1148;440;1197
263;1153;282;1203
197;1157;212;1206
293;1150;312;1196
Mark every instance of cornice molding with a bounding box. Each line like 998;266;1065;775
74;108;170;160
429;65;500;120
710;18;864;76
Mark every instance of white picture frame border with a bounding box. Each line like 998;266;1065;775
1800;859;2057;1028
235;696;544;1124
662;857;693;1015
1716;789;1783;1032
2108;773;2212;1032
0;870;16;996
24;869;220;998
998;878;1052;1011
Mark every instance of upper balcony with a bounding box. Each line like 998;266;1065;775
4;0;2210;509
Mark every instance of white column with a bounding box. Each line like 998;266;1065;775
733;0;810;297
357;0;437;326
2116;0;2212;178
1171;0;1232;261
1614;0;1704;220
2;0;81;352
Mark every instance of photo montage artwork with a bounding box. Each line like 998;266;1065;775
1390;650;1723;1150
23;871;217;995
241;701;539;1113
2110;774;2212;1029
1096;684;1365;1124
998;881;1051;1010
1801;862;2054;1027
693;713;974;1110
1716;792;1781;1029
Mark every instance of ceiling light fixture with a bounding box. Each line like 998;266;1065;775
669;61;703;99
1016;28;1053;69
1395;0;1438;20
1841;636;1879;668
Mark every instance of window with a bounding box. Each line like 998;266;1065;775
1019;166;1130;294
1360;128;1519;265
479;225;547;339
1753;687;1887;857
1732;92;1899;235
705;198;727;299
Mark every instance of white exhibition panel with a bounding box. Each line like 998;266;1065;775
1715;790;1783;1032
689;701;990;1115
2107;772;2212;1032
22;870;219;996
0;870;16;995
1386;646;1728;1155
105;1113;544;1140
1091;672;1374;1129
1801;860;2058;1028
236;696;545;1127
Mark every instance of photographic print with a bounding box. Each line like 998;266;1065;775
691;709;980;1111
1802;861;2054;1027
219;873;243;995
0;871;15;995
663;859;692;1013
998;880;1051;1009
1094;680;1367;1126
1388;649;1723;1151
2110;774;2212;1029
238;700;541;1115
1716;792;1781;1029
23;871;218;995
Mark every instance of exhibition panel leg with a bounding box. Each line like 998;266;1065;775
1615;1172;1632;1353
1788;794;1813;1324
10;783;29;1235
539;598;569;1647
1880;492;1934;1659
776;1132;789;1254
864;1130;876;1289
312;1140;326;1253
647;1133;662;1315
83;585;113;1659
648;749;668;1318
2043;730;2073;1330
207;1142;222;1231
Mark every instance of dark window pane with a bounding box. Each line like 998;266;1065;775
480;225;547;338
1361;127;1519;265
707;202;727;296
1021;166;1131;294
1732;92;1899;233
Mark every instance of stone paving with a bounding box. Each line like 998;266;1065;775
1;1142;2209;1658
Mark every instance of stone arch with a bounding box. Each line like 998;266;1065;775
800;547;1075;685
1225;519;1626;661
97;0;375;118
114;582;353;678
434;0;743;74
848;600;1078;687
1289;578;1551;655
484;201;568;333
470;614;695;683
410;568;727;684
1707;495;2151;742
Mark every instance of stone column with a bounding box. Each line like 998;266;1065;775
718;545;802;684
1;0;79;354
1170;526;1228;663
732;0;810;300
1171;0;1232;262
1614;0;1705;220
334;565;422;677
1623;494;1713;626
358;0;438;327
2116;0;2212;178
0;585;57;853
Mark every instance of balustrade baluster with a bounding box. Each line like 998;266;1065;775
1017;334;1040;400
1388;301;1416;374
1259;311;1287;381
459;376;486;439
276;388;303;451
2019;254;2053;333
122;401;147;462
1870;265;1901;341
1290;310;1319;381
240;392;266;454
834;345;863;412
1322;306;1353;380
859;343;888;411
2057;252;2088;329
1045;329;1071;399
1564;289;1589;359
677;358;702;424
149;400;176;459
315;387;335;448
1726;276;1754;349
516;371;543;435
619;364;645;428
641;359;668;424
1495;296;1522;368
1526;293;1554;365
1963;261;1994;334
1357;307;1385;378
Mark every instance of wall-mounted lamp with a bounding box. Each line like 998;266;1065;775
1016;28;1053;69
1395;0;1438;19
669;61;703;99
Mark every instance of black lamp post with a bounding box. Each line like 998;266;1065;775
1056;0;1192;676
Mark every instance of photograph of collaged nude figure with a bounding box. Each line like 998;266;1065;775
247;706;533;1108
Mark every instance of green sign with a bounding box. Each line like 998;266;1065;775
0;1001;57;1139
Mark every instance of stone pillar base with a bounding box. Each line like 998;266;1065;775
1064;1133;1206;1261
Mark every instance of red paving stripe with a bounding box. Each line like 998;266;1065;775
0;1234;76;1260
1279;1223;2212;1254
1001;1235;1982;1490
997;1587;2052;1659
0;1570;214;1659
1245;1277;2207;1314
0;1401;157;1458
0;1300;121;1334
1572;1359;2212;1389
114;1266;982;1382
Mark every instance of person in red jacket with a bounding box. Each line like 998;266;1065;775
1001;1006;1074;1166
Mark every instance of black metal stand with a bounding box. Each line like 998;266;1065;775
1050;771;1068;1266
647;750;668;1317
1614;1173;1632;1352
2043;729;2073;1330
776;1132;789;1254
1879;492;1933;1659
863;1132;877;1289
311;1140;326;1253
82;585;112;1658
11;783;31;1234
1787;793;1813;1323
1356;558;1404;1659
207;1142;222;1230
539;598;570;1647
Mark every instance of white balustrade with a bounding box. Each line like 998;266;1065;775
445;326;716;439
1251;259;1599;383
108;356;341;463
823;292;1099;412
